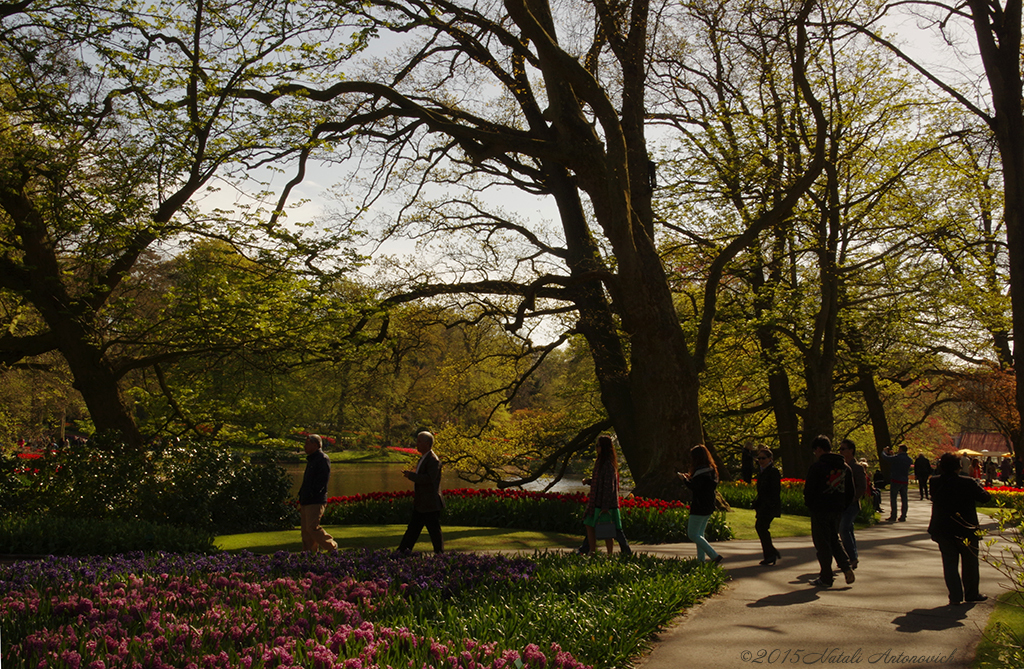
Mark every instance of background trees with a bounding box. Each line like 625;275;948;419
1;0;1017;495
0;0;366;447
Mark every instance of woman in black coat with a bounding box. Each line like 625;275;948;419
752;447;782;565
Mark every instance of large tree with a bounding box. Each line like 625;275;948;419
261;0;827;497
0;0;365;447
850;1;1024;450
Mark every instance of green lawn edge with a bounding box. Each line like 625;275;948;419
973;592;1024;668
216;507;818;553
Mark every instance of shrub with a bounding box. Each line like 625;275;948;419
1;433;294;534
0;516;215;555
320;488;734;543
719;479;876;524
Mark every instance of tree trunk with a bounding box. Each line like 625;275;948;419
8;188;144;449
965;0;1024;462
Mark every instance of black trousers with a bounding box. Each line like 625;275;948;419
754;515;777;560
398;509;444;553
935;535;981;603
810;510;850;583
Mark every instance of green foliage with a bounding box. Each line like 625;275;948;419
0;516;215;555
1;434;294;534
375;551;728;668
718;481;876;524
978;505;1024;667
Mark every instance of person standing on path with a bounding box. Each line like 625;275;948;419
838;439;868;570
397;431;446;553
298;434;338;553
928;452;991;606
803;435;855;588
582;434;628;555
752;447;782;565
678;444;722;564
915;453;933;500
882;445;913;522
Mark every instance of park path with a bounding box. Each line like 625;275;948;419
633;495;1010;669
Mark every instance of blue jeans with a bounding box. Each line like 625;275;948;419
687;513;718;561
889;482;908;520
839;499;860;563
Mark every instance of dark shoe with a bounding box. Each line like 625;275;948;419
850;559;858;570
842;568;856;584
886;517;897;522
810;578;832;588
759;557;777;566
949;599;963;606
898;517;906;522
710;554;723;565
966;594;988;602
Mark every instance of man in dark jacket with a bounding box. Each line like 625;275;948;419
804;435;856;588
298;434;338;553
928;452;991;606
753;447;782;565
397;430;446;553
882;445;914;521
915;454;933;500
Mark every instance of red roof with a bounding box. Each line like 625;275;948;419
956;432;1011;454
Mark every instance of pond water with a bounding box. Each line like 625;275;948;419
282;462;587;498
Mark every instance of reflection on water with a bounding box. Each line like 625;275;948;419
283;462;587;498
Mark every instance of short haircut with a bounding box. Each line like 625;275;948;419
306;434;323;449
811;435;832;452
756;447;773;460
839;439;855;454
939;452;961;475
417;431;434;448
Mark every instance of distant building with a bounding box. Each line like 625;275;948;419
954;432;1012;456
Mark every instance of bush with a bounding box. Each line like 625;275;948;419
719;480;876;524
320;488;734;543
1;433;294;535
0;516;215;555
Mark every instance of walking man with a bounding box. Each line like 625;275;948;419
804;435;856;588
882;445;913;522
838;439;868;570
928;453;991;606
299;434;338;553
397;431;445;553
915;453;933;500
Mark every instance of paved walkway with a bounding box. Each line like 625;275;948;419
634;496;1009;669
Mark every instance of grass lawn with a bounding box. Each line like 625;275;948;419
726;508;814;540
216;507;820;553
973;592;1024;667
216;524;583;553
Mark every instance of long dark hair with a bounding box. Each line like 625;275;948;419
596;434;617;470
690;444;718;478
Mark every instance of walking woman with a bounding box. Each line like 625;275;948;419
583;434;626;555
678;444;722;564
752;447;782;565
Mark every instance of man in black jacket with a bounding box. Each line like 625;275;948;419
928;452;991;606
397;431;446;553
299;434;338;553
803;435;856;588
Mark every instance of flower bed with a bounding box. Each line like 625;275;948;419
319;488;733;543
718;479;875;523
1;549;727;669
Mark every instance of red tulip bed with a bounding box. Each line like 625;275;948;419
319;487;733;543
